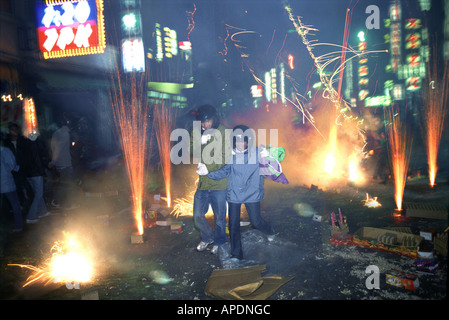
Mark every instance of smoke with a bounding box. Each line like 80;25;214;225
224;95;365;189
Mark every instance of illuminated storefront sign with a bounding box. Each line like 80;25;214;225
153;23;178;61
270;68;277;103
35;0;106;59
358;31;369;102
251;85;263;98
406;76;421;91
364;95;392;107
178;41;192;51
122;38;145;72
264;71;271;102
392;84;404;100
389;0;402;73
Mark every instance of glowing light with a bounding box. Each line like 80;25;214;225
36;0;106;59
422;60;449;187
170;178;213;218
385;105;412;211
348;152;363;183
9;233;94;287
324;124;338;175
23;98;38;137
153;102;175;208
362;193;382;208
110;72;148;235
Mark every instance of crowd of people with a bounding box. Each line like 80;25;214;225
0;119;79;234
2;104;284;262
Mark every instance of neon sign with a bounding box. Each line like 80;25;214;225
35;0;106;59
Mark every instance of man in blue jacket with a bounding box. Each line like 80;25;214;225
198;125;275;260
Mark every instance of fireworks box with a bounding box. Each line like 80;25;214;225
143;209;157;228
170;223;182;233
434;232;448;257
353;227;424;258
131;232;144;244
386;269;419;291
405;202;448;220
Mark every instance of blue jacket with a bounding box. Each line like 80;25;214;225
1;146;19;193
207;146;264;203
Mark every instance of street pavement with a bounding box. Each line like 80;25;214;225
0;172;447;302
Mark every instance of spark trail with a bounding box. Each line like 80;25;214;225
422;59;449;187
110;72;148;235
385;105;412;211
153;100;175;207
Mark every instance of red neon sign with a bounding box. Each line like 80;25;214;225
35;0;106;59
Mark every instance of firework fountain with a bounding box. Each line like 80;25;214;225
422;59;449;187
153;100;175;208
110;72;149;238
385;105;413;213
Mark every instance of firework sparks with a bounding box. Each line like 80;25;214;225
153;101;175;208
110;72;148;236
422;60;449;187
362;193;382;208
385;105;412;211
9;233;94;287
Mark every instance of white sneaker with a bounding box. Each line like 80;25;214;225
38;212;51;218
26;219;39;224
196;241;213;252
210;245;219;254
240;221;251;226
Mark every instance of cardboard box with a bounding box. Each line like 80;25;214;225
405;202;448;220
434;232;448;257
131;232;144;244
170;223;182;233
386;269;419;291
353;227;424;258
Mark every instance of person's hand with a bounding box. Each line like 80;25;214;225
260;147;270;158
196;163;209;175
201;134;211;145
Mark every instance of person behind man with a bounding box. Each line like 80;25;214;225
198;125;275;261
0;145;24;233
4;122;30;208
191;104;228;255
22;132;52;223
49;119;79;210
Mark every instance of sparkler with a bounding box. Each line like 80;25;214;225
9;232;94;287
385;105;412;211
422;60;449;187
110;72;148;236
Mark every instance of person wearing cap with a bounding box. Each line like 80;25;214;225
198;125;275;261
22;132;52;223
191;104;229;255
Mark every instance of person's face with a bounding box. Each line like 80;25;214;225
9;127;19;140
236;140;247;151
201;119;213;131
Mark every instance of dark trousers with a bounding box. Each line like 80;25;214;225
228;201;274;260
